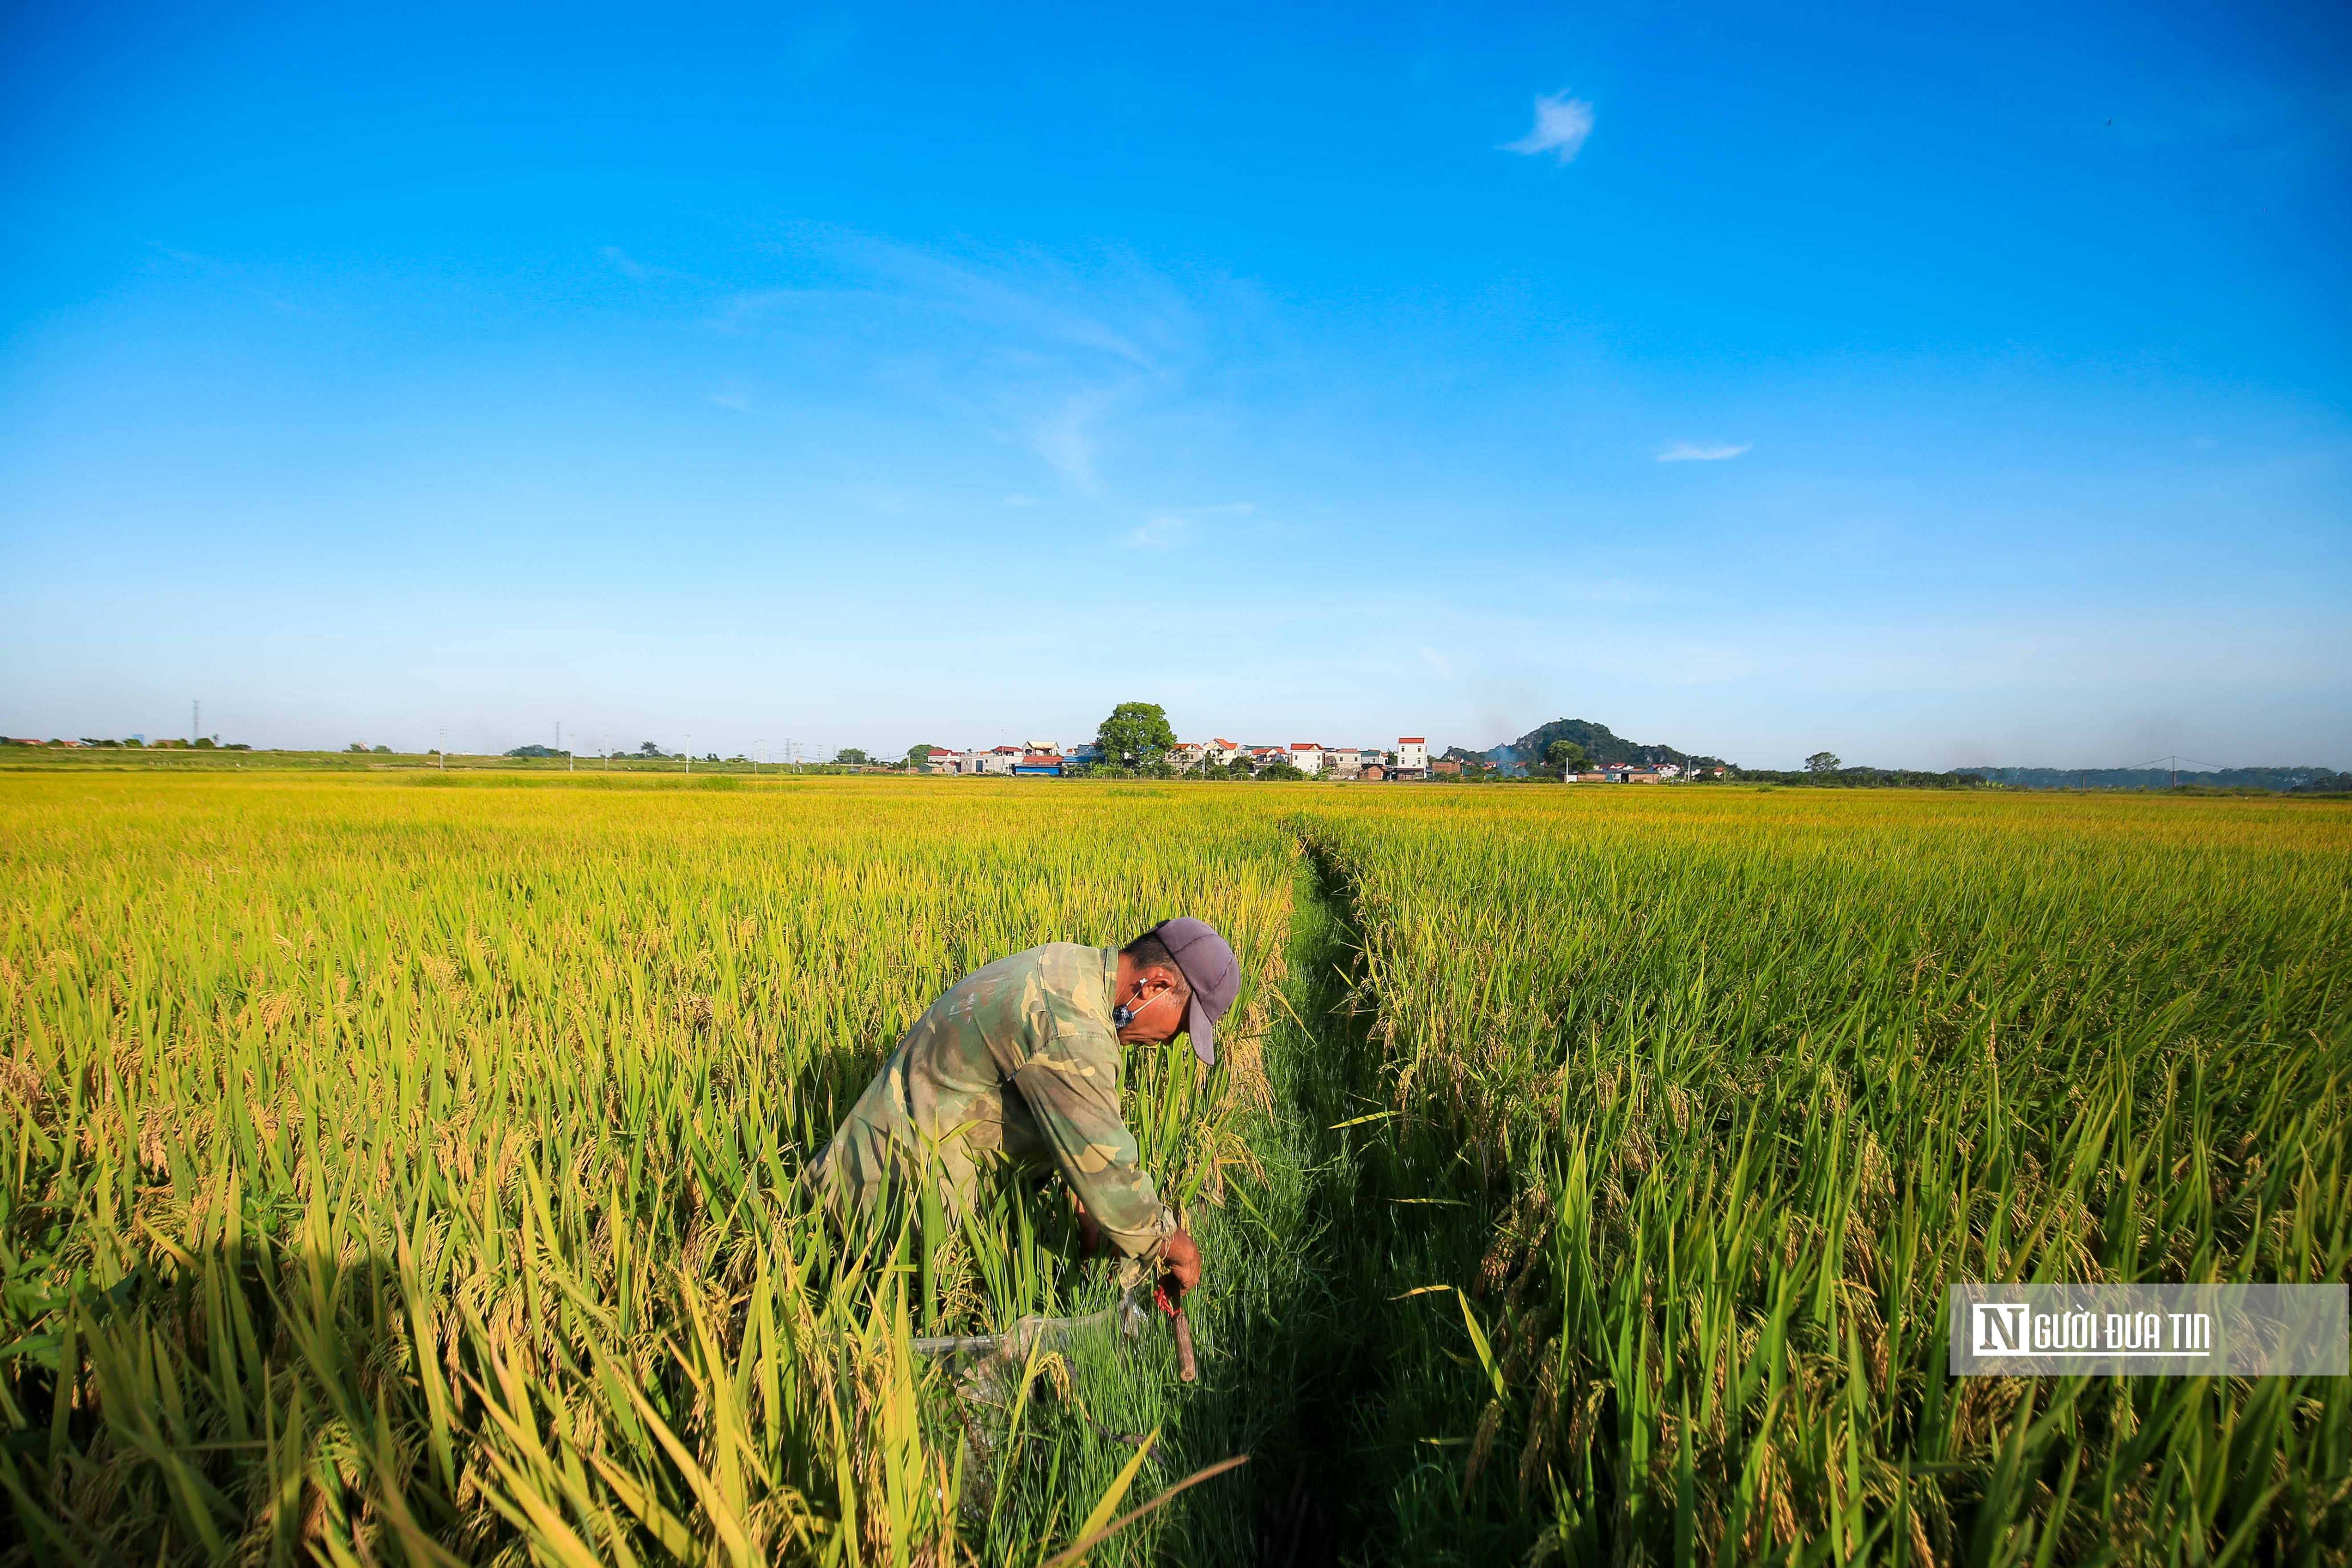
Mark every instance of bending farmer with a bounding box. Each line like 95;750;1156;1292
809;917;1239;1295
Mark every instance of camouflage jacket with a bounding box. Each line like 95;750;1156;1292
810;943;1177;1258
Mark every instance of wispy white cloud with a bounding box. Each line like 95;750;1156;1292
602;245;710;286
1032;389;1115;495
1657;441;1752;463
1121;501;1252;549
700;228;1239;499
832;234;1171;369
1128;514;1194;550
1503;93;1595;163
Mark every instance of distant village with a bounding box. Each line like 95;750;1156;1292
13;731;2327;793
920;737;1432;778
917;737;1726;782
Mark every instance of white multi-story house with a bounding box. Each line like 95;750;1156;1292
1289;743;1324;776
1654;762;1683;778
1170;741;1210;770
1325;746;1362;778
1393;737;1429;778
1205;738;1245;767
961;747;1020;776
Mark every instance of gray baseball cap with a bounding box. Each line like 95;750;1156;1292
1150;916;1238;1066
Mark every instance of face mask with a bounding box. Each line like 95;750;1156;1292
1114;987;1174;1031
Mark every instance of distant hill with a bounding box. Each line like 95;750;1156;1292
1445;717;1731;775
1962;766;2351;793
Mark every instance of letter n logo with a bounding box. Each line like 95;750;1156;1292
1974;1302;2026;1353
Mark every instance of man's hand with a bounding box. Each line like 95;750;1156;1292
1162;1228;1201;1290
1072;1198;1103;1257
1156;1228;1202;1382
1155;1228;1200;1316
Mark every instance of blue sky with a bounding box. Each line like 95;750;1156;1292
4;1;2347;767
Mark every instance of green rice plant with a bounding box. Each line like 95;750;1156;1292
0;775;1297;1564
5;774;2344;1565
1291;788;2352;1564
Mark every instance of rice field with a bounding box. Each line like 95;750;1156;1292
1300;789;2352;1564
2;774;2347;1564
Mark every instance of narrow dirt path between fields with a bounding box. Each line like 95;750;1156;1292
1245;843;1381;1566
1218;831;1474;1566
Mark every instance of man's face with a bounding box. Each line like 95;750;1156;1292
1115;963;1189;1045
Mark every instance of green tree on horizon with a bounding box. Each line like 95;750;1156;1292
1545;739;1588;778
1094;702;1177;768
